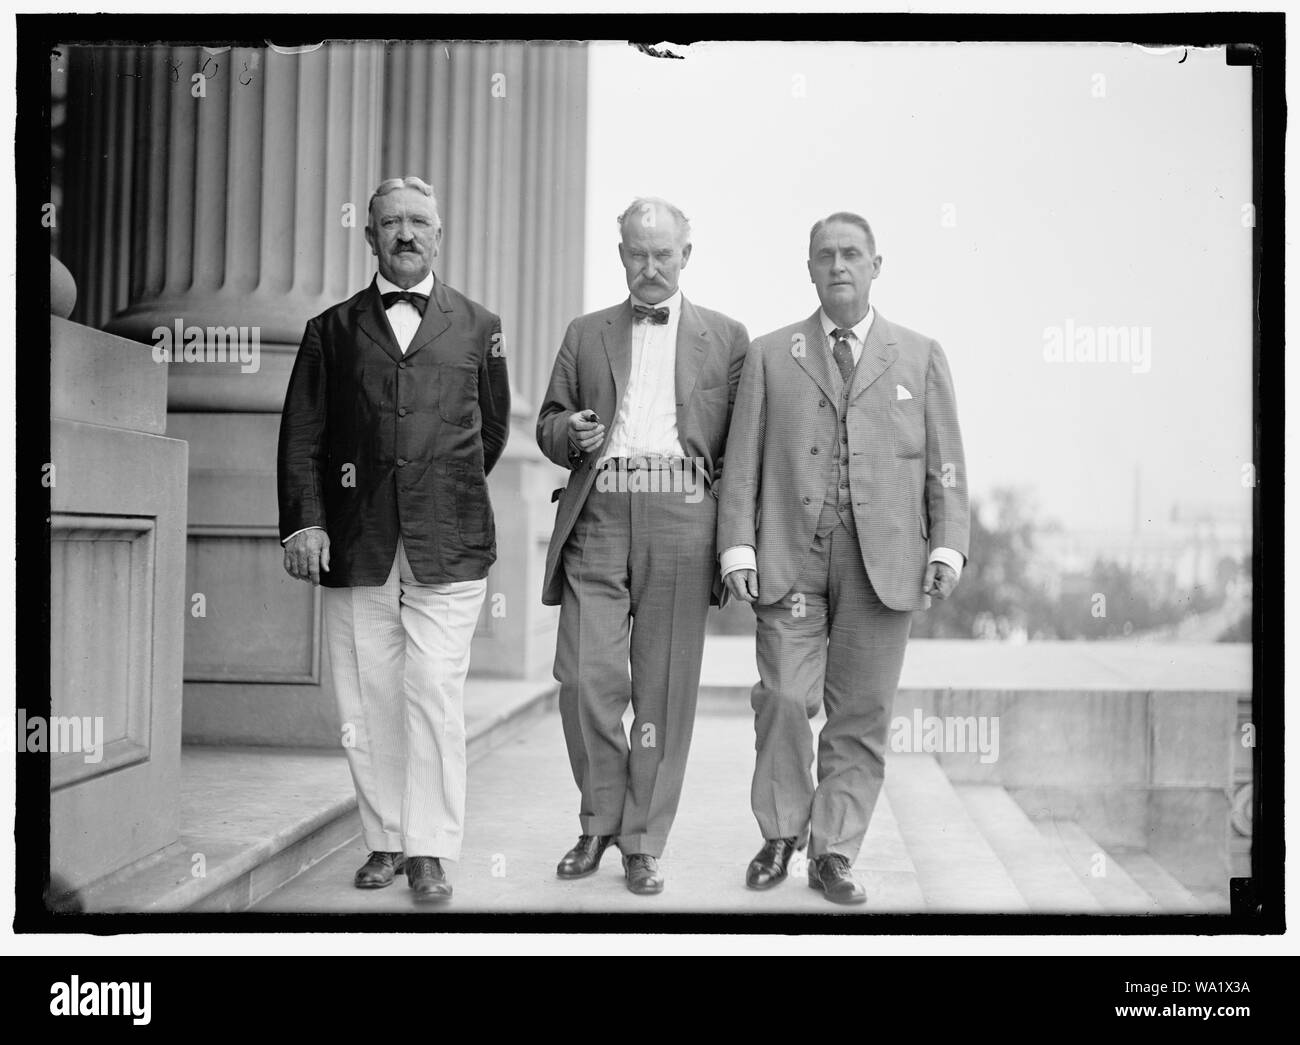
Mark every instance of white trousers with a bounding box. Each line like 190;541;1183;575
322;537;487;861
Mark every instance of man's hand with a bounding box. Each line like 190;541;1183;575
724;568;759;604
283;528;331;586
567;409;606;454
922;561;958;600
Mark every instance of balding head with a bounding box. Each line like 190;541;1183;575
616;196;693;305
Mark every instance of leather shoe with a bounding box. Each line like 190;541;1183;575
556;834;614;879
622;853;664;895
353;850;405;889
746;837;799;890
808;853;867;905
406;856;452;903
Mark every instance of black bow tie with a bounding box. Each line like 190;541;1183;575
632;304;670;325
381;290;429;317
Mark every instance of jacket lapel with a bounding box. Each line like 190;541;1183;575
354;279;404;364
674;296;710;418
602;300;634;407
849;310;899;402
402;276;453;360
792;310;837;403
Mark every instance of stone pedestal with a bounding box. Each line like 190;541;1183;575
49;256;188;890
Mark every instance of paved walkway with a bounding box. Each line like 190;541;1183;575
257;708;923;914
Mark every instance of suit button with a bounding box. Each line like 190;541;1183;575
840;480;849;489
841;458;849;467
398;407;408;417
810;447;819;455
819;399;827;408
398;361;408;369
802;497;811;505
397;458;408;468
841;435;847;443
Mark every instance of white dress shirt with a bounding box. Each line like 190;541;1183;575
282;271;436;546
719;305;965;582
599;289;687;464
375;269;435;354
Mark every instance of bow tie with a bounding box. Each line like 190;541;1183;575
381;290;429;316
632;304;670;325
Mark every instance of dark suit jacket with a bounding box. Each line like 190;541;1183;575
277;276;510;587
536;296;749;607
718;310;969;612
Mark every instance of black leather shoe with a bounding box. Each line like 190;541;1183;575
354;851;405;889
406;856;452;903
746;837;799;890
623;853;664;895
556;834;614;879
808;853;867;905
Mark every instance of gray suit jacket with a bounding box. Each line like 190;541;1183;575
537;296;749;607
717;309;969;612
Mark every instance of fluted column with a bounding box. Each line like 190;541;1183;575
62;43;385;411
382;41;588;412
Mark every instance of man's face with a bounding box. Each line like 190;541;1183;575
618;208;691;305
807;221;881;321
365;186;442;288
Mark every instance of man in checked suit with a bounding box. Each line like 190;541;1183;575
717;212;969;905
537;197;748;895
277;176;510;904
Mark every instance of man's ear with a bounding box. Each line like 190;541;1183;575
432;225;443;258
680;242;692;268
364;226;377;255
872;253;883;277
807;259;815;283
617;242;627;266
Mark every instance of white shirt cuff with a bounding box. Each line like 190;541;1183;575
281;526;324;546
929;546;965;581
719;545;756;578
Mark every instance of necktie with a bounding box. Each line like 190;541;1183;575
831;328;856;383
381;290;429;317
632;304;670;325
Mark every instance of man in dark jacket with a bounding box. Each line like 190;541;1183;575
277;176;510;904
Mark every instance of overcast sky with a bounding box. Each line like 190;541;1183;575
582;41;1254;536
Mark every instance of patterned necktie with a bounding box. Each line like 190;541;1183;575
831;328;856;383
381;290;429;317
632;304;670;325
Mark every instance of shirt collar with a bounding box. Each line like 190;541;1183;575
630;288;682;318
376;270;436;298
820;305;874;344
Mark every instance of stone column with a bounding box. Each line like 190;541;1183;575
64;42;384;411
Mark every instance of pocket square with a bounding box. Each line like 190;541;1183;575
896;384;913;400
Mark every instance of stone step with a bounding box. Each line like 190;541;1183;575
1108;850;1207;914
68;677;557;913
1035;820;1159;913
884;755;1029;912
955;784;1101;912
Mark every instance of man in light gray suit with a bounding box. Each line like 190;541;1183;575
538;197;749;896
717;211;969;904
